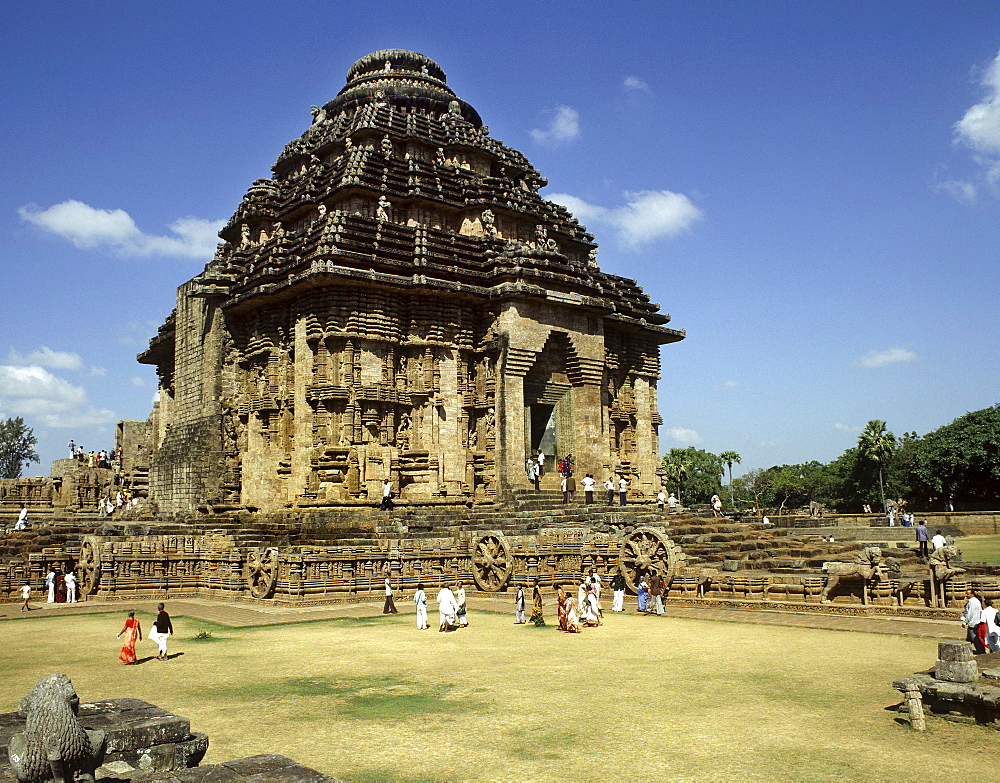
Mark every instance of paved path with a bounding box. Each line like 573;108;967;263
1;596;960;640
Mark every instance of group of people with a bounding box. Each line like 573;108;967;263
914;521;950;558
99;488;141;516
962;589;1000;655
116;602;174;663
410;581;469;631
68;440;121;471
20;568;79;609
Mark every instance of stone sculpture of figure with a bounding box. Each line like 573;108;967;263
381;135;393;157
929;545;965;582
435;147;446;167
481;209;498;237
7;673;106;783
240;223;251;247
316;203;327;221
310;105;327;125
484;407;496;437
376;196;391;222
820;546;886;604
383;59;392;72
448;100;462;118
587;248;599;268
534;224;547;247
374;90;388;107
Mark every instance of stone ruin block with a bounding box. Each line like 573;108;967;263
935;640;979;683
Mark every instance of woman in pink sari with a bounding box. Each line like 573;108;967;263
555;584;568;631
117;610;142;664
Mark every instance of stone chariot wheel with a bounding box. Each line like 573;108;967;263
244;547;279;599
77;538;101;596
618;527;677;592
470;533;512;592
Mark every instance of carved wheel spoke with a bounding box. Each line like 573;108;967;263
245;547;279;599
618;527;676;593
78;538;101;596
470;533;512;592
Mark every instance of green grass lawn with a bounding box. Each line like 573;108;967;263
1;608;992;782
957;535;1000;565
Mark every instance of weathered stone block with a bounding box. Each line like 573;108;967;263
938;640;974;662
722;559;740;571
935;660;979;684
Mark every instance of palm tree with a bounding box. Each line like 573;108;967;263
719;450;741;508
857;420;896;512
664;455;690;501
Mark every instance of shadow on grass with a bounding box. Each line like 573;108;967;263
207;674;483;719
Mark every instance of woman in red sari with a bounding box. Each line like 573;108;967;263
117;610;142;664
554;584;568;631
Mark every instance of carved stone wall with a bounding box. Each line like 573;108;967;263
139;50;684;515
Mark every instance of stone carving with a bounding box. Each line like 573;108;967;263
7;674;105;783
245;547;280;599
929;544;965;581
470;533;512;591
381;135;393;158
310;105;327;125
820;546;887;604
375;195;390;222
481;208;497;237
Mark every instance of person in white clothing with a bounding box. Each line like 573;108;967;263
983;598;1000;652
413;583;429;629
16;506;29;530
657;490;666;511
514;584;526;624
45;570;56;603
64;571;77;603
382;576;398;614
581;474;596;504
667;493;678;511
931;530;947;550
604;478;615;506
617;476;628;506
436;584;458;631
455;581;468;627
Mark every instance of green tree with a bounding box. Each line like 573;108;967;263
857;419;896;512
719;450;741;507
661;448;723;504
912;405;1000;508
0;417;40;479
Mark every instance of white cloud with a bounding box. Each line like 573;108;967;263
0;364;116;429
665;427;703;446
18;200;224;260
549;190;703;248
530;105;580;145
623;75;650;93
950;50;1000;198
8;346;83;371
89;366;108;377
714;380;738;390
834;422;860;434
130;377;146;387
858;348;917;368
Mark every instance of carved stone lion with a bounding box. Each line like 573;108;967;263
820;546;886;603
929;544;965;581
7;673;105;783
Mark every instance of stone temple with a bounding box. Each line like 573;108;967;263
138;49;683;515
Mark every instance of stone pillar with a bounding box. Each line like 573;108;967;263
437;349;463;495
633;376;655;496
291;316;313;500
498;372;526;496
935;640;978;683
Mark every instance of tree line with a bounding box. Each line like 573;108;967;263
661;404;1000;514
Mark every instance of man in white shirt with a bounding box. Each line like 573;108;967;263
618;476;628;506
64;571;77;603
436;584;457;631
962;589;986;654
931;530;947;550
412;583;428;629
455;581;468;627
582;474;596;504
604;478;615;506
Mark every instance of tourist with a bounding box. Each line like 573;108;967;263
20;584;31;612
604;477;615;506
555;584;568;631
564;473;575;503
436;583;457;631
637;576;649;613
915;521;930;558
961;589;986;655
561;475;569;503
525;457;539;491
514;584;526;624
529;581;545;626
931;529;947;551
564;595;581;633
455;581;468;627
611;570;626;612
576;579;587;621
650;572;665;615
413;583;429;630
535;450;545;477
618;476;628;506
667;493;678;511
380;480;393;511
117;610;142;664
64;570;77;603
711;494;722;517
582;474;596;504
67;440;76;458
45;568;56;603
150;602;174;660
15;506;29;530
382;575;399;614
589;570;602;600
583;585;602;627
657;490;666;511
984;599;1000;653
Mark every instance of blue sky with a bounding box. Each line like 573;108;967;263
2;2;999;477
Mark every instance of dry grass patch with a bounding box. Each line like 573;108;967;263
1;607;995;781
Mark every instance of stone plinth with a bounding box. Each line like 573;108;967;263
0;699;207;781
135;753;339;782
935;640;979;683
